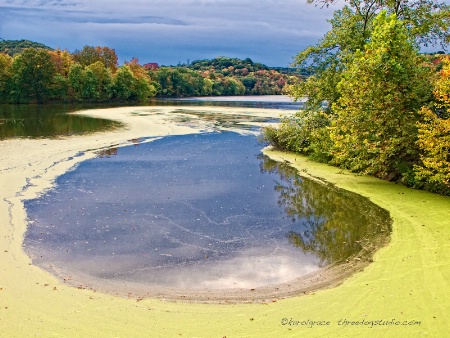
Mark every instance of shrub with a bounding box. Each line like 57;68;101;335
261;110;332;162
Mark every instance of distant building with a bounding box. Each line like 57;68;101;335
143;63;159;70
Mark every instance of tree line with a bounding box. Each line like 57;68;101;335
0;46;155;103
0;44;300;103
150;57;299;97
262;0;450;196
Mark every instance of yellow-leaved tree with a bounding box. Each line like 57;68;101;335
330;12;433;180
415;57;450;195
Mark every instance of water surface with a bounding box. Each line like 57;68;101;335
0;104;123;139
24;132;391;291
170;95;305;110
0;96;298;140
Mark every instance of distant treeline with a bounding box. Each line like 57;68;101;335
153;56;301;97
0;41;302;103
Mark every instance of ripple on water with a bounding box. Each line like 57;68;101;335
24;132;391;293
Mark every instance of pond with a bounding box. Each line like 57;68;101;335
24;131;391;296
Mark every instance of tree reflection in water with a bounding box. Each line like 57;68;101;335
259;155;392;267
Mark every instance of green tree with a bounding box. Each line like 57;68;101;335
113;65;154;101
150;67;174;96
68;63;85;101
0;53;12;101
50;73;69;101
134;76;156;101
149;67;208;97
202;77;214;96
330;12;433;180
113;66;135;101
9;48;56;103
86;61;113;101
241;76;257;92
82;67;100;100
124;59;156;100
290;0;450;110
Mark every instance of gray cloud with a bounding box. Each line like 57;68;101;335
0;0;340;66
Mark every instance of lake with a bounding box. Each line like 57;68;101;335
24;132;391;294
15;96;391;298
0;96;303;140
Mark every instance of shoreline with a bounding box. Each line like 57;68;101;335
1;105;448;337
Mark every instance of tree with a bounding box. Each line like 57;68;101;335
149;67;174;96
113;66;135;100
82;67;101;100
330;12;433;179
134;76;156;101
48;49;74;76
290;0;450;110
112;65;155;101
9;48;56;103
149;67;210;97
72;46;118;73
0;53;12;101
124;58;156;99
68;63;85;101
290;7;367;109
414;56;450;194
126;58;148;80
50;73;69;101
310;0;450;47
86;61;113;100
221;77;245;95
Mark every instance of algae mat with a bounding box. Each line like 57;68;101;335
0;106;449;337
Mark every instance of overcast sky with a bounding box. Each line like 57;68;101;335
0;0;342;66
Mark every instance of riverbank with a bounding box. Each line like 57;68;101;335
0;106;448;337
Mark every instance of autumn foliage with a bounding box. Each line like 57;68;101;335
148;57;300;97
263;11;450;196
414;57;450;195
0;47;297;102
330;13;432;180
0;46;156;103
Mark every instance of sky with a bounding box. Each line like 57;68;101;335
0;0;340;66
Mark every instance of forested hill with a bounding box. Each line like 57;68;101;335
189;57;268;72
0;39;53;56
162;56;301;96
188;57;310;77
